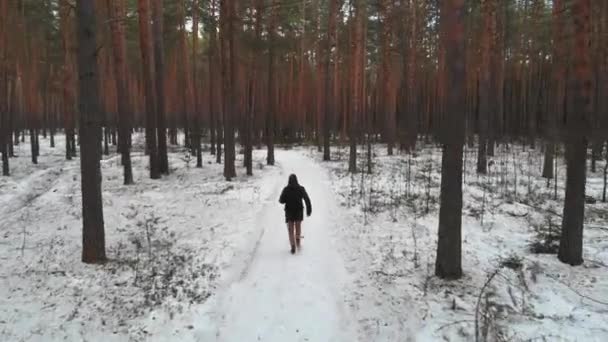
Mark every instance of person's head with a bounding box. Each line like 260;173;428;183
288;174;299;187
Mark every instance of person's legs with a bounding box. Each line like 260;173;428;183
287;221;296;253
295;221;302;248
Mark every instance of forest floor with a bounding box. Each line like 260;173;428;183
307;141;608;341
0;134;282;341
1;135;607;341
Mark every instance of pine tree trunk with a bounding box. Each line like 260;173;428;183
379;0;395;156
103;127;110;155
0;0;8;176
76;0;106;264
221;0;237;179
349;0;364;173
189;0;202;168
559;137;587;265
323;0;339;161
487;138;495;156
60;0;77;161
477;0;497;175
137;0;160;179
266;0;278;166
209;0;217;157
30;129;37;164
245;0;264;176
603;142;607;202
591;141;602;173
435;0;466;280
558;0;591;266
107;0;133;185
405;0;419;152
546;0;565;181
542;142;555;179
50;120;55;148
152;0;169;174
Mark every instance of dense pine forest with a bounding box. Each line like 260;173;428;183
0;0;607;341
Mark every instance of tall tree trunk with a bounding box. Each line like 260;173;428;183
137;0;160;179
542;143;555;179
435;0;466;280
591;141;601;172
603;142;607;202
50;104;55;148
323;0;339;161
544;0;566;180
30;129;37;164
245;0;264;176
107;0;133;185
221;0;237;179
152;0;169;174
189;0;202;168
349;0;364;173
60;0;77;160
103;127;110;155
558;0;591;266
266;0;278;166
379;0;396;156
0;0;8;175
209;0;218;157
477;0;497;174
76;0;106;264
404;0;419;152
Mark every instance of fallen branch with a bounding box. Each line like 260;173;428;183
506;211;529;218
435;319;475;332
372;270;407;278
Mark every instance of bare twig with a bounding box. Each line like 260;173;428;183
435;319;475;332
546;274;608;306
476;269;500;342
372;270;407;278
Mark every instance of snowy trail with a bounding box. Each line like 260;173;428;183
203;150;358;342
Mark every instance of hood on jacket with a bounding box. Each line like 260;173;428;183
288;174;299;187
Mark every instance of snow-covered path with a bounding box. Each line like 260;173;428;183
201;150;358;342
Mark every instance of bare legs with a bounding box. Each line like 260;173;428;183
287;221;303;254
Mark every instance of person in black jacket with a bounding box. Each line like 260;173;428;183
279;174;312;254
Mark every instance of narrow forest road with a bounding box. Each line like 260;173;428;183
199;150;358;342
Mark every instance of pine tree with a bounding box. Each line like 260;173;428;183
76;0;106;264
558;0;592;266
435;0;466;280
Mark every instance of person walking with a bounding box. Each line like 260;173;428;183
279;174;312;254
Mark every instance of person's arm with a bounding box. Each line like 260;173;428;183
302;187;312;216
279;188;286;204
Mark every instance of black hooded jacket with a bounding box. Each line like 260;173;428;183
279;175;312;220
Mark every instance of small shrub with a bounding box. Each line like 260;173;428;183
529;215;560;254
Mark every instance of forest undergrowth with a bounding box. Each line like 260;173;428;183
312;140;608;342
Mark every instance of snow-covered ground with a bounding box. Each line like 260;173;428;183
1;134;607;341
0;134;283;341
308;142;608;341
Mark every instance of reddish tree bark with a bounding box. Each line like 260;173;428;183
0;0;9;175
76;0;106;263
266;0;278;166
559;0;592;266
221;0;237;179
152;0;169;173
435;0;466;280
106;0;133;185
137;0;160;179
